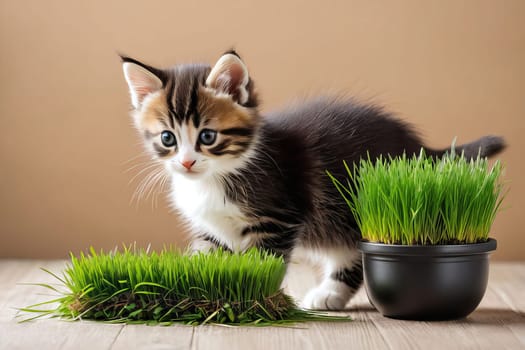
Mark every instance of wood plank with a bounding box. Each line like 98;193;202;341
1;259;524;350
1;320;124;350
363;262;525;350
0;260;50;312
489;263;525;312
365;312;524;350
191;264;388;350
111;324;193;350
191;319;388;350
0;260;124;350
485;263;525;347
0;260;68;322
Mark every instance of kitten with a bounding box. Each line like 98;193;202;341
121;51;505;310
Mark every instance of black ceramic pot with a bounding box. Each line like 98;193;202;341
357;238;497;320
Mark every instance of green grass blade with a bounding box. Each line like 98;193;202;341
19;247;351;326
332;151;505;245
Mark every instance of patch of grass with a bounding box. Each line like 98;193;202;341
328;150;504;245
18;247;348;325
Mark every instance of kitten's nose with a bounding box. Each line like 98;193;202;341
181;160;196;170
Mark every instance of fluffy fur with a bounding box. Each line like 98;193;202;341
121;51;505;310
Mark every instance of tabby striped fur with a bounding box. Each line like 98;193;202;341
121;51;505;310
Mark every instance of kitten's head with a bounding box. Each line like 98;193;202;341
121;51;259;179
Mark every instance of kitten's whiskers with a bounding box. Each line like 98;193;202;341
127;162;163;185
120;152;150;166
128;159;169;208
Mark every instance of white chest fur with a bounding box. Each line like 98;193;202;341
169;174;253;251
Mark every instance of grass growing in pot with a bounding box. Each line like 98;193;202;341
329;151;504;245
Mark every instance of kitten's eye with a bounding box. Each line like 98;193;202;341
160;131;177;147
198;129;217;146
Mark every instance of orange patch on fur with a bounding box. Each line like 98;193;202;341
197;87;257;130
133;91;170;134
196;88;259;157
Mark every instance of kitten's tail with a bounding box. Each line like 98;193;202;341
430;135;506;159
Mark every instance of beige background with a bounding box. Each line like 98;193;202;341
0;0;523;259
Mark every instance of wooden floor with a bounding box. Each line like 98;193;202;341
1;260;524;350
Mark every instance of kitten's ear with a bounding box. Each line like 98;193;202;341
121;56;163;109
206;51;250;105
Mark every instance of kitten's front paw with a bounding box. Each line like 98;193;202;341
301;287;348;310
